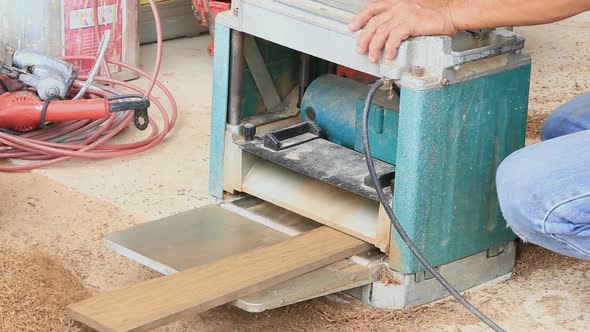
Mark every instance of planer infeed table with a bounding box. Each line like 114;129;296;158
106;0;531;311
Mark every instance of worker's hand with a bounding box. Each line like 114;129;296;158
349;0;459;62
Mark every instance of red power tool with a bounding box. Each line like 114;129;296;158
0;44;151;133
0;90;150;132
0;91;110;132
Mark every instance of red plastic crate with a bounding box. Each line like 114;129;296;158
193;0;231;56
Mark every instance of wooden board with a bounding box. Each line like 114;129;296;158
68;227;372;332
375;204;391;254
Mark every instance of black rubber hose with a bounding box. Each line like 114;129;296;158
0;80;9;94
106;94;145;101
39;95;64;129
361;79;505;332
109;98;151;113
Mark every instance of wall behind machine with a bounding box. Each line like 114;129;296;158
139;0;208;44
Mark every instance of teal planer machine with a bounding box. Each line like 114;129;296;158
106;0;531;311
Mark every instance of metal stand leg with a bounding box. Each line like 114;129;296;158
298;54;310;107
229;30;244;126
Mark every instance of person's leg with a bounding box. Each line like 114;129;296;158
497;129;590;259
542;91;590;140
497;90;590;259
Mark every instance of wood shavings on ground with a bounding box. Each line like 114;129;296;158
169;241;589;332
512;242;580;278
0;246;91;332
375;266;399;285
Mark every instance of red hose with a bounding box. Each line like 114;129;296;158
0;0;175;171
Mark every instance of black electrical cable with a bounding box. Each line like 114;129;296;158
0;128;25;135
109;99;150;113
39;95;64;129
361;79;506;332
107;94;150;113
0;80;9;94
106;94;145;101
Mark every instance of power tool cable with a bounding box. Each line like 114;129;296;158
361;78;506;332
72;29;111;100
39;95;65;129
0;80;8;93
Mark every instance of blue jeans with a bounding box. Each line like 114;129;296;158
497;91;590;260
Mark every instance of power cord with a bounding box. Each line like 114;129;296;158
0;80;8;94
361;79;506;332
40;95;64;129
107;94;151;113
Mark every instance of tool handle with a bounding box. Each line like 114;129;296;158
0;92;110;131
42;99;110;122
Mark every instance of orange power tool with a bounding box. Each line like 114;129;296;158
0;91;150;132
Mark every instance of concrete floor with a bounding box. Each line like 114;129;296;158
1;14;590;332
32;37;215;221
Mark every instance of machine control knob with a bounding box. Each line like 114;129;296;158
242;124;256;141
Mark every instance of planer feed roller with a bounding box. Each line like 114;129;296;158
106;0;531;310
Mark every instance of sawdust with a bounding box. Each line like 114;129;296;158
526;112;548;142
174;242;590;332
519;17;590;143
310;297;479;331
0;246;91;332
512;242;580;279
375;266;399;285
175;292;481;332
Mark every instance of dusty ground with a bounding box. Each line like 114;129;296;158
1;13;590;332
521;14;590;144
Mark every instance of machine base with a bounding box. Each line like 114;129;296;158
350;242;516;309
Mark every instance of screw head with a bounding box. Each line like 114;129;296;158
410;66;425;77
440;77;450;86
46;86;60;97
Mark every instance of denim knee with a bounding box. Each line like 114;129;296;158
542;91;590;140
496;131;590;259
496;149;546;239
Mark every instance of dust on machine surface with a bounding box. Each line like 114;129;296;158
64;0;529;331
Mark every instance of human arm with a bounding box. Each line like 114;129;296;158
349;0;590;62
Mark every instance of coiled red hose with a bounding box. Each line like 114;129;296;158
0;0;176;171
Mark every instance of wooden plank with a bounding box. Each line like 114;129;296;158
68;227;372;332
375;204;391;254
